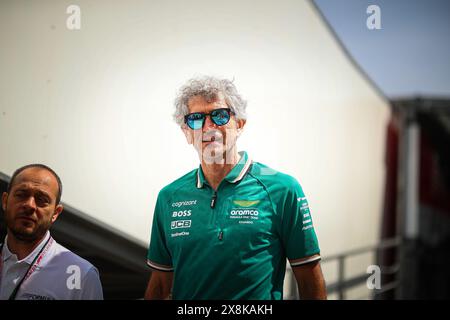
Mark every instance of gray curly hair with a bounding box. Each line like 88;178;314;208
173;76;247;126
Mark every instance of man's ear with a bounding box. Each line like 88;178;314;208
2;192;8;212
181;126;193;145
236;119;246;136
51;204;64;223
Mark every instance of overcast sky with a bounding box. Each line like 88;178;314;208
314;0;450;99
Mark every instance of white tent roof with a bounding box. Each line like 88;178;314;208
0;0;389;277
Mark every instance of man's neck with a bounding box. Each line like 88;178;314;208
6;232;47;261
200;150;240;191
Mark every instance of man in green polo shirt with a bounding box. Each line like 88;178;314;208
144;76;326;300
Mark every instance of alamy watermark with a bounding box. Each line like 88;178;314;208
366;264;381;290
367;5;381;30
66;265;81;290
66;5;81;30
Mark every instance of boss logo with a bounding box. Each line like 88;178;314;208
171;220;192;229
172;210;192;218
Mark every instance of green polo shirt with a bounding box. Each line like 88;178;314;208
147;151;320;300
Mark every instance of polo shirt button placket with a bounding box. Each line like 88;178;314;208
210;189;224;242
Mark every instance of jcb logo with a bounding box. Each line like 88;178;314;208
171;220;192;229
172;210;192;218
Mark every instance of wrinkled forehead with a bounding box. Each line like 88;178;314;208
187;92;228;113
12;168;58;194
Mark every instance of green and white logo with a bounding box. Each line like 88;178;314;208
232;200;260;207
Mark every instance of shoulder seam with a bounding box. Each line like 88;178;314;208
247;170;289;241
160;170;197;207
247;171;279;221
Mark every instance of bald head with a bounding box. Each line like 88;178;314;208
7;164;62;205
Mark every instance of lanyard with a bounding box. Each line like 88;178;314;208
0;236;53;300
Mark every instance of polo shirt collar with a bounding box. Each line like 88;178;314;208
1;231;50;264
1;236;13;262
197;151;252;188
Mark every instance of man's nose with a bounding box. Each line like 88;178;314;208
203;115;218;130
22;196;37;210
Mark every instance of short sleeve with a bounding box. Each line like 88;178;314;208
79;267;104;300
147;192;174;271
280;179;320;260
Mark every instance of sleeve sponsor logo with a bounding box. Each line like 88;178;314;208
299;202;310;215
298;197;313;231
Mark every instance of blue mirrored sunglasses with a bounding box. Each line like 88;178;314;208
184;108;234;130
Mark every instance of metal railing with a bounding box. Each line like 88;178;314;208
286;237;402;300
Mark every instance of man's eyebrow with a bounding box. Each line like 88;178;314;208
13;184;30;192
35;190;52;200
13;187;52;200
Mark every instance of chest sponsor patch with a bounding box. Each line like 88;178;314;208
172;209;192;218
172;200;197;207
171;231;190;238
228;208;260;224
171;220;192;229
21;293;55;300
232;200;260;207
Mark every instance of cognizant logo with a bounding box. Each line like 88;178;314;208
172;200;197;207
230;209;259;216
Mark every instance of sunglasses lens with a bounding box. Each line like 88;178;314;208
211;109;230;126
186;113;204;130
185;109;231;129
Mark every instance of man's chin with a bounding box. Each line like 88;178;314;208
200;150;226;164
10;228;41;243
